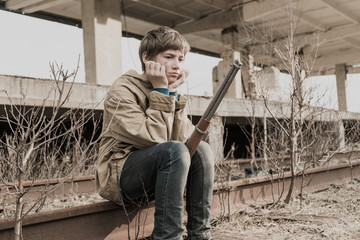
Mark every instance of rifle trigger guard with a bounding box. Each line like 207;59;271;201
195;125;207;135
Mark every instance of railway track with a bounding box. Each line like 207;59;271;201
1;156;360;240
219;150;360;173
1;175;96;202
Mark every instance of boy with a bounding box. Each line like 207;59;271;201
96;26;214;240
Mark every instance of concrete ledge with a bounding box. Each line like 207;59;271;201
0;75;108;110
2;75;360;121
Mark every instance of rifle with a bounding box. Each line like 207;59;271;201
186;60;242;157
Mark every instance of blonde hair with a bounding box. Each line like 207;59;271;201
139;26;190;71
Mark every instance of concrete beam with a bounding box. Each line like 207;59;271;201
81;0;122;85
131;0;200;20
321;0;360;24
243;0;326;31
174;7;242;34
318;24;360;43
343;37;360;50
252;24;360;57
22;0;72;13
242;0;285;23
194;0;231;11
335;63;348;112
293;9;328;32
313;48;360;67
5;0;43;10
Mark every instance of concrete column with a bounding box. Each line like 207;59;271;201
259;66;283;101
81;0;122;85
213;28;243;98
338;119;346;149
335;63;348;111
207;115;224;162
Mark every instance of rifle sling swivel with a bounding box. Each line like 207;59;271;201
195;125;207;135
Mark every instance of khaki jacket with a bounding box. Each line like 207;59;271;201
95;70;194;204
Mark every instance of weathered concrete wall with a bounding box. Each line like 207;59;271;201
2;75;360;121
0;75;108;110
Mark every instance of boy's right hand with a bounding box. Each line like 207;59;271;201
144;61;168;88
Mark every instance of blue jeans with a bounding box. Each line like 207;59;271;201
120;141;214;240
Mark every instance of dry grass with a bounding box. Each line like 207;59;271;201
211;179;360;240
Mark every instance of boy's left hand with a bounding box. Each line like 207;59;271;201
168;69;189;91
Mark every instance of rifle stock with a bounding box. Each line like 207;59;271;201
186;60;242;157
186;117;211;157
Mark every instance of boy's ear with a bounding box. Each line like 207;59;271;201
142;52;148;63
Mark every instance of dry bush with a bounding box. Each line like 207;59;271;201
0;62;101;239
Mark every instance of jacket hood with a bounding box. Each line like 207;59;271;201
109;70;152;97
123;70;152;88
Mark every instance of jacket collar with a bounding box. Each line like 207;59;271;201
123;70;153;89
124;70;147;82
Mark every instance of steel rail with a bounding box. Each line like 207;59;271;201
223;150;360;165
1;160;360;240
2;151;358;200
0;175;96;202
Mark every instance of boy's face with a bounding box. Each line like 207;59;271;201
153;49;185;84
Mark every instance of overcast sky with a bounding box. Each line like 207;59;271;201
1;9;360;112
0;9;219;97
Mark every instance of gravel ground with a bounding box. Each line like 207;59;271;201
211;179;360;240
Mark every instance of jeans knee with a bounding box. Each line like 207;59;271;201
196;141;214;170
167;140;188;152
161;141;191;170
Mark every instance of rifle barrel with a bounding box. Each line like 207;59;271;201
186;60;241;157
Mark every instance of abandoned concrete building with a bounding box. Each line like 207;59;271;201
1;0;360;169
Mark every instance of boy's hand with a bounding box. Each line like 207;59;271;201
168;69;189;91
144;61;168;88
